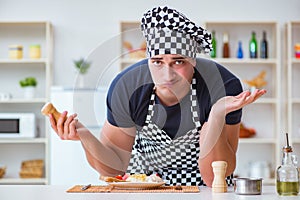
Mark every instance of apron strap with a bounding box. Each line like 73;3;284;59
190;78;202;130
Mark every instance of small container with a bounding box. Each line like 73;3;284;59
9;45;23;59
233;177;263;195
29;44;41;59
295;44;300;59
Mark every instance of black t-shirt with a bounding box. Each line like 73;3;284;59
107;58;243;139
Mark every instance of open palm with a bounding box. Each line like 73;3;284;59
215;89;267;115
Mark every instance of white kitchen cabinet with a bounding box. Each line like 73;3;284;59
119;21;281;184
286;21;300;162
0;21;53;184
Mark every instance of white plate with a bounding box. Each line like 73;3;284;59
109;182;165;189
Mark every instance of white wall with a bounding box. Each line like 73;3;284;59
1;0;300;87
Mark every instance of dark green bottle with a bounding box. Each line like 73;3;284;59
249;31;257;58
260;31;268;58
210;30;217;58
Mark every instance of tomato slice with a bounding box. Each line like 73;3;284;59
115;175;123;180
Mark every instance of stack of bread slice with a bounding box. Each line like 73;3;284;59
19;159;44;178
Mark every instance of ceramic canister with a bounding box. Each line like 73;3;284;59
29;44;41;59
9;45;23;59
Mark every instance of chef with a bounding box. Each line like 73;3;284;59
49;6;266;186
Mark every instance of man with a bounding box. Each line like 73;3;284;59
49;6;266;186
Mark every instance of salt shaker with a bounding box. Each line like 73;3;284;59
212;161;227;193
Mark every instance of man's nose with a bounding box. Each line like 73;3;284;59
162;65;176;80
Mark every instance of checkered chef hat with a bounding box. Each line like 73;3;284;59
141;6;212;58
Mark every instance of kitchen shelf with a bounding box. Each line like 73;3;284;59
286;21;300;161
211;58;277;64
0;98;47;103
0;21;53;185
253;98;277;104
291;58;300;63
120;21;146;71
204;21;281;178
239;138;277;144
0;58;48;64
291;98;300;103
0;138;47;144
0;178;47;185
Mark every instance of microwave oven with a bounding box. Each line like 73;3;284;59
0;113;36;138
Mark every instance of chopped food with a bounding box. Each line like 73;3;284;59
145;174;163;183
126;174;163;183
126;174;147;182
102;173;164;183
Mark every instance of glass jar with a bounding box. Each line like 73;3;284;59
276;145;299;196
29;44;41;59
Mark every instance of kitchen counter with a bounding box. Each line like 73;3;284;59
0;185;299;200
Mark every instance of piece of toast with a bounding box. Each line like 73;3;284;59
100;176;126;182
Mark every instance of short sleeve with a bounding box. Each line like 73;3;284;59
106;59;153;128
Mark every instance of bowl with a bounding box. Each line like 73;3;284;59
233;177;263;195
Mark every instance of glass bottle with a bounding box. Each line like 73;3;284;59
276;133;299;196
222;32;230;58
236;41;243;59
260;31;268;58
210;30;217;58
249;31;257;58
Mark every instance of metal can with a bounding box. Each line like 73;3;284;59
233;177;263;195
9;45;23;59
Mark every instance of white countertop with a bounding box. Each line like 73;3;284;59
0;185;299;200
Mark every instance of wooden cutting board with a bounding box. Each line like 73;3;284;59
67;185;200;193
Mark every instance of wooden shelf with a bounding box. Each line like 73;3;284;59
291;58;300;63
239;138;277;144
254;98;278;104
287;21;300;148
0;178;47;185
0;98;47;103
291;138;300;143
0;21;53;185
291;98;300;103
0;138;47;144
212;58;278;64
0;58;48;64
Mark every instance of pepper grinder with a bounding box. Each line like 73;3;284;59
212;161;227;193
41;102;63;122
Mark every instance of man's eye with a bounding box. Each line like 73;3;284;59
153;61;162;65
175;60;184;65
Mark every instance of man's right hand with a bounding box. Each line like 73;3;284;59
49;111;81;140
